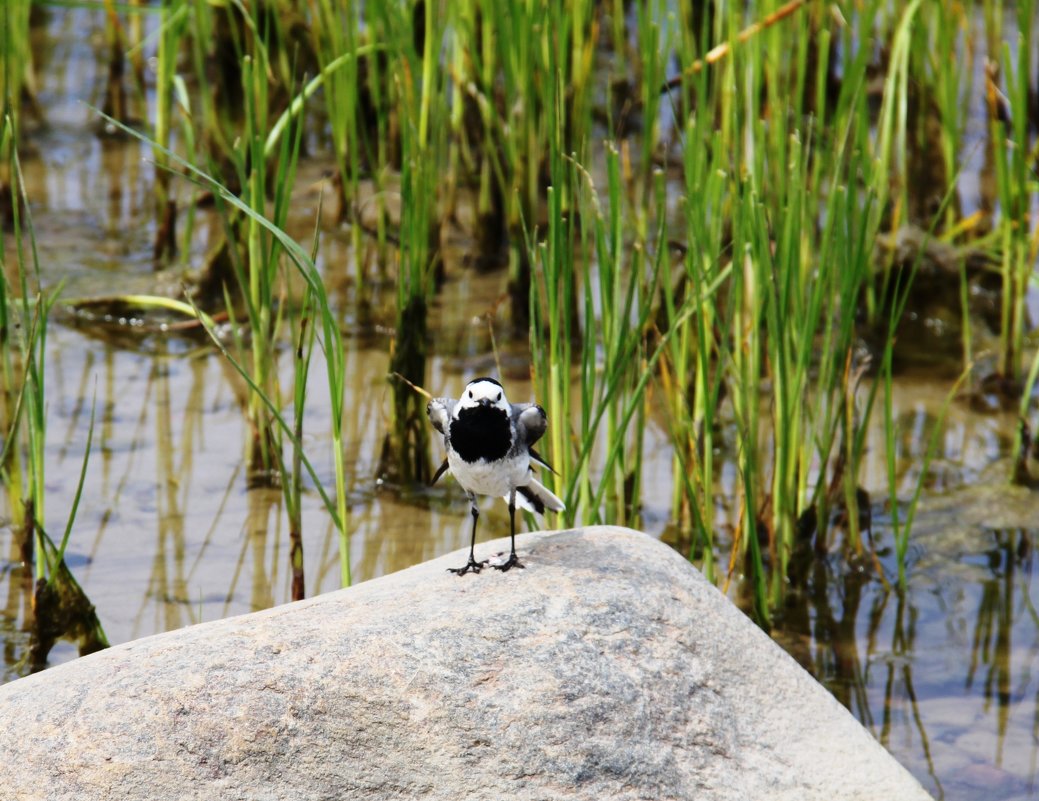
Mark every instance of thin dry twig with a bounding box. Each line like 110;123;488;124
390;371;432;400
660;0;808;94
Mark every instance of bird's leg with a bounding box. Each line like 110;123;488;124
449;495;487;576
494;489;524;571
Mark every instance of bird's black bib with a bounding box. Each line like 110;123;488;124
450;407;511;463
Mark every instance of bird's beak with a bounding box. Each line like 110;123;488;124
478;398;492;407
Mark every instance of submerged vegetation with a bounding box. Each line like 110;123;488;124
2;2;1039;793
0;117;109;667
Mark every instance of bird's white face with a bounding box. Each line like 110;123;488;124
457;378;510;413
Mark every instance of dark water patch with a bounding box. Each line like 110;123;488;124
769;478;1039;801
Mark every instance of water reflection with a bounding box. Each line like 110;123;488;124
1;306;1037;800
1;7;1038;801
0;322;447;650
771;488;1039;801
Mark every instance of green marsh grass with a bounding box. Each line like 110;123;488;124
442;0;600;324
530;137;701;539
0;0;32;230
0;116;108;664
100;0;130;127
991;0;1036;386
152;0;189;262
1;120;51;570
0;121;24;552
440;0;972;617
649;1;892;618
97;87;355;584
0;0;35;125
307;0;364;238
233;60;322;593
485;0;550;231
276;209;323;600
922;1;971;227
52;0;1039;625
184;0;232;158
280;286;317;601
379;0;447;484
974;0;1039;480
31;393;110;665
239;39;302;478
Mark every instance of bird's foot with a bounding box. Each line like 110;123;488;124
492;553;524;572
447;557;487;576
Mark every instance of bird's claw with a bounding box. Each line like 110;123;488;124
493;554;524;572
448;558;487;576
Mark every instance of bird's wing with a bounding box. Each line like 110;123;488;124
430;458;450;485
427;397;456;436
528;446;558;474
513;402;549;450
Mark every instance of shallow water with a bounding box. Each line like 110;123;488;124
2;7;1038;801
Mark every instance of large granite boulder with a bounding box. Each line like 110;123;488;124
0;526;931;800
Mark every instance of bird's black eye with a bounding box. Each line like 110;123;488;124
496;392;502;402
468;390;473;399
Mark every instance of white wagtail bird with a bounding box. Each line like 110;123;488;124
427;377;565;575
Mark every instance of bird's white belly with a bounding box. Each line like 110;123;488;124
447;451;529;497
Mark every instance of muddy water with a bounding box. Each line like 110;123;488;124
1;8;1037;801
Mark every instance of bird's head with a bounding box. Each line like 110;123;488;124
457;377;510;413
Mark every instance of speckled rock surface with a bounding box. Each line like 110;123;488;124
0;526;931;800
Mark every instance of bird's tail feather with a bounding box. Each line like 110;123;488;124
510;478;565;515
